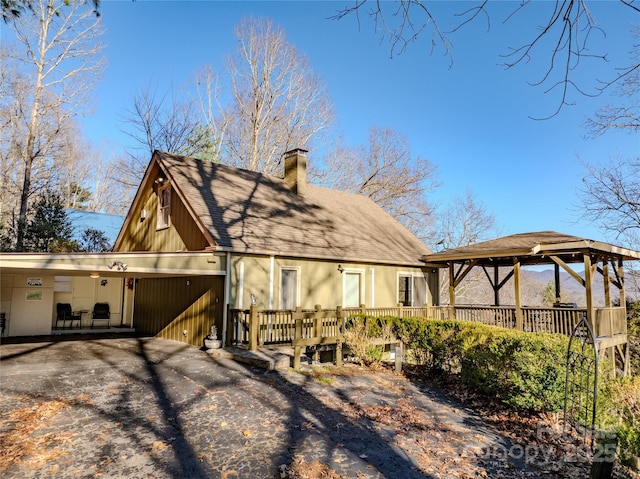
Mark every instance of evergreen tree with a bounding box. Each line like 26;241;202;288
21;193;78;252
80;228;110;252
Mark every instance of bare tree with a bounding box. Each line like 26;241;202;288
577;156;640;248
193;65;228;162
222;17;335;175
332;1;639;117
585;26;640;137
314;126;439;240
430;190;501;303
5;0;104;250
2;0;99;22
577;24;639;249
0;48;24;227
429;190;498;251
117;84;210;189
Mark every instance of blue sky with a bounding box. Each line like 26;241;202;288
4;1;639;244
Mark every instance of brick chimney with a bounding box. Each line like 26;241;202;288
283;148;308;195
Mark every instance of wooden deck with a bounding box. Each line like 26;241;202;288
226;304;629;375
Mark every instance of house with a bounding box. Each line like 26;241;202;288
0;149;438;345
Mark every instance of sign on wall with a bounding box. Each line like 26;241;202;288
26;290;43;301
27;277;42;287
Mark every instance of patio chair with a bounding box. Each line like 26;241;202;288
91;303;111;328
56;303;82;329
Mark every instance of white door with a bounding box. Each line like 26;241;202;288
344;272;361;308
281;269;298;310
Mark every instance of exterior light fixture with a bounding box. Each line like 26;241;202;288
337;264;344;273
90;273;100;279
107;260;128;272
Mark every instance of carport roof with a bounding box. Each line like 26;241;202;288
421;231;640;267
0;251;225;278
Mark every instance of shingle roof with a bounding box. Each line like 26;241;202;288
435;231;585;257
156;151;431;265
422;231;640;265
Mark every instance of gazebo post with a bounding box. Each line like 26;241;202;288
618;257;625;307
554;263;561;302
584;253;595;332
618;257;630;376
603;259;611;308
513;257;523;330
494;265;500;306
448;263;455;319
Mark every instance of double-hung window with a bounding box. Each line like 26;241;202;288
398;273;427;306
157;184;171;230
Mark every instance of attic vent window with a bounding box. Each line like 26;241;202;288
157;183;171;230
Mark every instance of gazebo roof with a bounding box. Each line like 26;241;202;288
422;231;640;267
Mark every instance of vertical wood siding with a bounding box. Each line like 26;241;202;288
134;276;224;347
118;180;209;252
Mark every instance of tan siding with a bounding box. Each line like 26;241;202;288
133;276;224;347
229;255;436;310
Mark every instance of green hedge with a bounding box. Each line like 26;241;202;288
360;316;570;413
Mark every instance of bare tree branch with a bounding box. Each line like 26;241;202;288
313;126;439;241
4;0;104;250
577;156;640;248
331;0;638;117
222;17;335;176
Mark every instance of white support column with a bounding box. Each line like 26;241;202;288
236;261;244;308
222;252;231;346
268;256;275;309
370;268;375;308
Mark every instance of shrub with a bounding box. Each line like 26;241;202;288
365;316;570;413
598;376;640;469
460;329;568;412
343;315;393;365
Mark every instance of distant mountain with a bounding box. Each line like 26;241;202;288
523;269;612;307
447;266;633;307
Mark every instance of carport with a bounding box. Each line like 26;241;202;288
0;251;227;347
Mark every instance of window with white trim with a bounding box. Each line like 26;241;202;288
157;184;171;230
280;268;299;310
398;273;427;306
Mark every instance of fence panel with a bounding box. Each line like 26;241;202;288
227;308;250;345
258;310;295;344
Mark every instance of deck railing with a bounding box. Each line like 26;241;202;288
227;304;626;349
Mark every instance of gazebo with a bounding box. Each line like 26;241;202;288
422;231;638;376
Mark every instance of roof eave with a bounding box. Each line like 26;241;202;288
215;245;429;267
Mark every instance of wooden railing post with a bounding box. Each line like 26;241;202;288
226;305;233;346
336;305;344;366
397;302;404;318
293;313;303;370
314;304;322;338
248;305;258;351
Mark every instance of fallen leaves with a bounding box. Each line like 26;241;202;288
0;397;72;470
277;457;342;479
